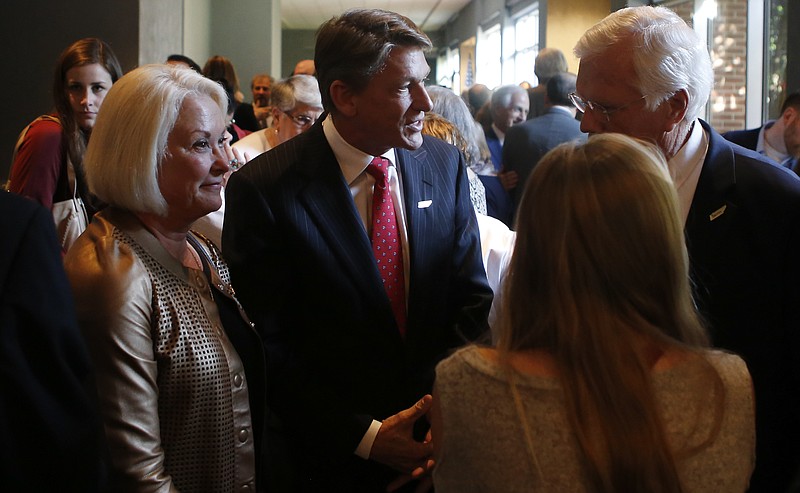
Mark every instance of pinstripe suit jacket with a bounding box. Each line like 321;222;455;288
222;119;492;489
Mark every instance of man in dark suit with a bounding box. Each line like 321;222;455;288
0;191;105;491
503;71;586;212
574;6;800;492
482;84;529;172
480;84;528;226
723;90;800;173
222;9;492;492
526;47;569;120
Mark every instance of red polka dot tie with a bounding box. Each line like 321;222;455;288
366;157;407;336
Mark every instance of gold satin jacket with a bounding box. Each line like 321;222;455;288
65;208;257;492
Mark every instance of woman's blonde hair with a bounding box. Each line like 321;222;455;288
498;133;722;492
84;64;226;215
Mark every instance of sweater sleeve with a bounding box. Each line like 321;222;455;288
8;118;66;210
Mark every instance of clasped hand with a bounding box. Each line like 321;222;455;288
369;395;435;492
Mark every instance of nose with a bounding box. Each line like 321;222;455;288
80;88;93;107
579;109;603;134
213;142;231;175
417;86;433;112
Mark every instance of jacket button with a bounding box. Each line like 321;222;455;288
233;373;243;387
238;428;249;443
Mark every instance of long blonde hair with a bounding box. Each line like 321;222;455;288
497;133;722;492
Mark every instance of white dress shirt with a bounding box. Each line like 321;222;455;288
668;119;709;225
321;114;413;459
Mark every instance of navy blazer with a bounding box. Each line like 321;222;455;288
722;126;761;151
223;120;492;490
0;192;104;491
689;121;800;493
503;107;586;208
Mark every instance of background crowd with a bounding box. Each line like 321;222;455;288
2;4;800;493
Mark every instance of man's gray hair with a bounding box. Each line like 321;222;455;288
534;48;568;82
491;84;528;110
574;6;713;123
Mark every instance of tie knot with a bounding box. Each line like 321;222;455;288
366;157;390;182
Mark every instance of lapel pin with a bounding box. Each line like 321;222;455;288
709;205;726;221
417;200;432;209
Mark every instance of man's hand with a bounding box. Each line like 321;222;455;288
498;170;518;190
369;395;434;475
253;105;271;126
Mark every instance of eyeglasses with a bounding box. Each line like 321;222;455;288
568;93;648;122
282;110;316;128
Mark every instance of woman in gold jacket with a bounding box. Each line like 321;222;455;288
65;64;264;492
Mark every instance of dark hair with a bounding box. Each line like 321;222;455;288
52;38;123;210
166;54;202;73
781;90;800;114
546;72;577;107
314;9;432;112
202;55;241;98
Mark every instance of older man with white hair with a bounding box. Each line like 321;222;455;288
573;6;800;492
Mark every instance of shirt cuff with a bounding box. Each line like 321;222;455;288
354;419;382;459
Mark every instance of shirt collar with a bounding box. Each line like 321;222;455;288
758;120;792;165
491;122;506;142
322;114;396;185
549;105;574;117
668;119;706;181
756;120;775;154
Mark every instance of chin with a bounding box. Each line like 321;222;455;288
401;133;424;150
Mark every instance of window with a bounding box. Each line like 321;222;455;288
476;24;502;89
510;9;540;86
765;0;788;119
436;46;460;92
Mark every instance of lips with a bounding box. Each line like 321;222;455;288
406;119;423;132
201;181;223;191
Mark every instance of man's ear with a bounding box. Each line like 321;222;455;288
782;106;798;125
271;107;282;131
329;80;358;117
664;89;689;130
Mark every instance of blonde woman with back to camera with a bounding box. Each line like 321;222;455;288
431;133;755;492
64;64;271;492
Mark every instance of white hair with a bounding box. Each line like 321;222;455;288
574;6;713;122
271;74;322;112
85;64;227;215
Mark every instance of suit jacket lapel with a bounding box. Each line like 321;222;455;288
396;146;434;281
295;128;388;309
685;120;739;256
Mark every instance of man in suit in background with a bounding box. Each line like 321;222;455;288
482;84;529;173
481;84;528;226
503;71;586;213
526;47;569;120
0;191;105;491
723;90;800;173
574;6;800;492
223;8;492;492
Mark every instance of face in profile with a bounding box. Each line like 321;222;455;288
575;43;676;155
347;45;432;155
159;94;229;224
65;63;114;132
783;108;800;158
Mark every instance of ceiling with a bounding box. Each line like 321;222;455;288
281;0;472;32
